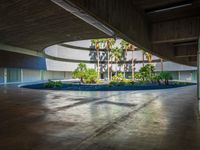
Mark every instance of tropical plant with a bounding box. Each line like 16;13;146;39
159;71;172;85
112;72;124;82
144;52;152;63
120;40;134;78
72;63;87;83
91;38;116;80
110;72;134;86
134;72;142;80
111;47;123;75
44;80;63;88
91;39;101;80
102;38;116;80
139;64;155;81
72;63;98;83
84;68;98;83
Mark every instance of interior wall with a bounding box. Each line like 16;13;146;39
23;69;41;82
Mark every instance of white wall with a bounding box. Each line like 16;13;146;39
179;71;192;81
23;69;41;82
44;71;65;80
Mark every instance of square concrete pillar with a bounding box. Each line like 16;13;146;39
198;36;200;114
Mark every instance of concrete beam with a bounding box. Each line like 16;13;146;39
152;16;200;44
174;44;197;58
69;0;151;51
0;43;43;57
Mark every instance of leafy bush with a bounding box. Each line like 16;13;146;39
112;72;124;82
159;71;172;85
109;73;134;86
84;68;98;83
134;72;142;80
72;63;87;83
72;63;98;83
139;64;155;81
44;80;63;88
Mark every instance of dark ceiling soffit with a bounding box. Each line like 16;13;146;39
145;0;193;14
51;0;115;36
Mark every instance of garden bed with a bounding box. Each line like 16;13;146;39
21;82;196;91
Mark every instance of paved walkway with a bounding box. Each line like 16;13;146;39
0;85;199;150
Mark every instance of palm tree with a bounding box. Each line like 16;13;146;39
111;47;123;75
91;39;100;80
130;45;137;81
120;40;134;78
144;52;152;63
104;38;116;81
120;40;129;78
142;51;145;67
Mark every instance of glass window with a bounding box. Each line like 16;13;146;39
7;68;21;83
0;68;4;83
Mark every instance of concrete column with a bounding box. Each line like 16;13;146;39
4;68;7;84
178;71;181;81
40;70;44;80
198;36;200;113
21;69;23;83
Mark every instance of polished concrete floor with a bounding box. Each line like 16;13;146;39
0;85;200;150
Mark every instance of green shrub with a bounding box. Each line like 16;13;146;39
139;64;155;81
72;63;87;83
72;63;98;83
44;80;63;88
84;68;98;83
112;72;124;82
159;71;172;85
134;72;142;80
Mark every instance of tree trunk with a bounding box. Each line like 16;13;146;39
132;50;135;81
107;50;110;81
97;48;100;80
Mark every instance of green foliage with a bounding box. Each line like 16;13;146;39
139;64;155;81
112;72;124;82
72;63;87;83
159;71;172;85
84;68;98;83
91;38;116;49
44;80;63;88
111;47;123;63
72;63;98;83
134;72;142;80
109;72;134;86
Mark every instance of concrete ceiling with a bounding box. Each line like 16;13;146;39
0;0;107;51
0;0;200;66
70;0;200;66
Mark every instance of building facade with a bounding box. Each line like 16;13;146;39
0;39;197;84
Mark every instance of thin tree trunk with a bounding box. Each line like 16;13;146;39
132;50;134;81
97;49;100;80
123;49;127;78
107;50;110;81
142;52;145;67
115;59;118;75
110;59;112;80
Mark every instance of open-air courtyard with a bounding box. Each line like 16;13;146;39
0;85;199;150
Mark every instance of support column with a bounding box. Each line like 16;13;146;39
4;68;7;84
21;69;23;83
198;36;200;114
